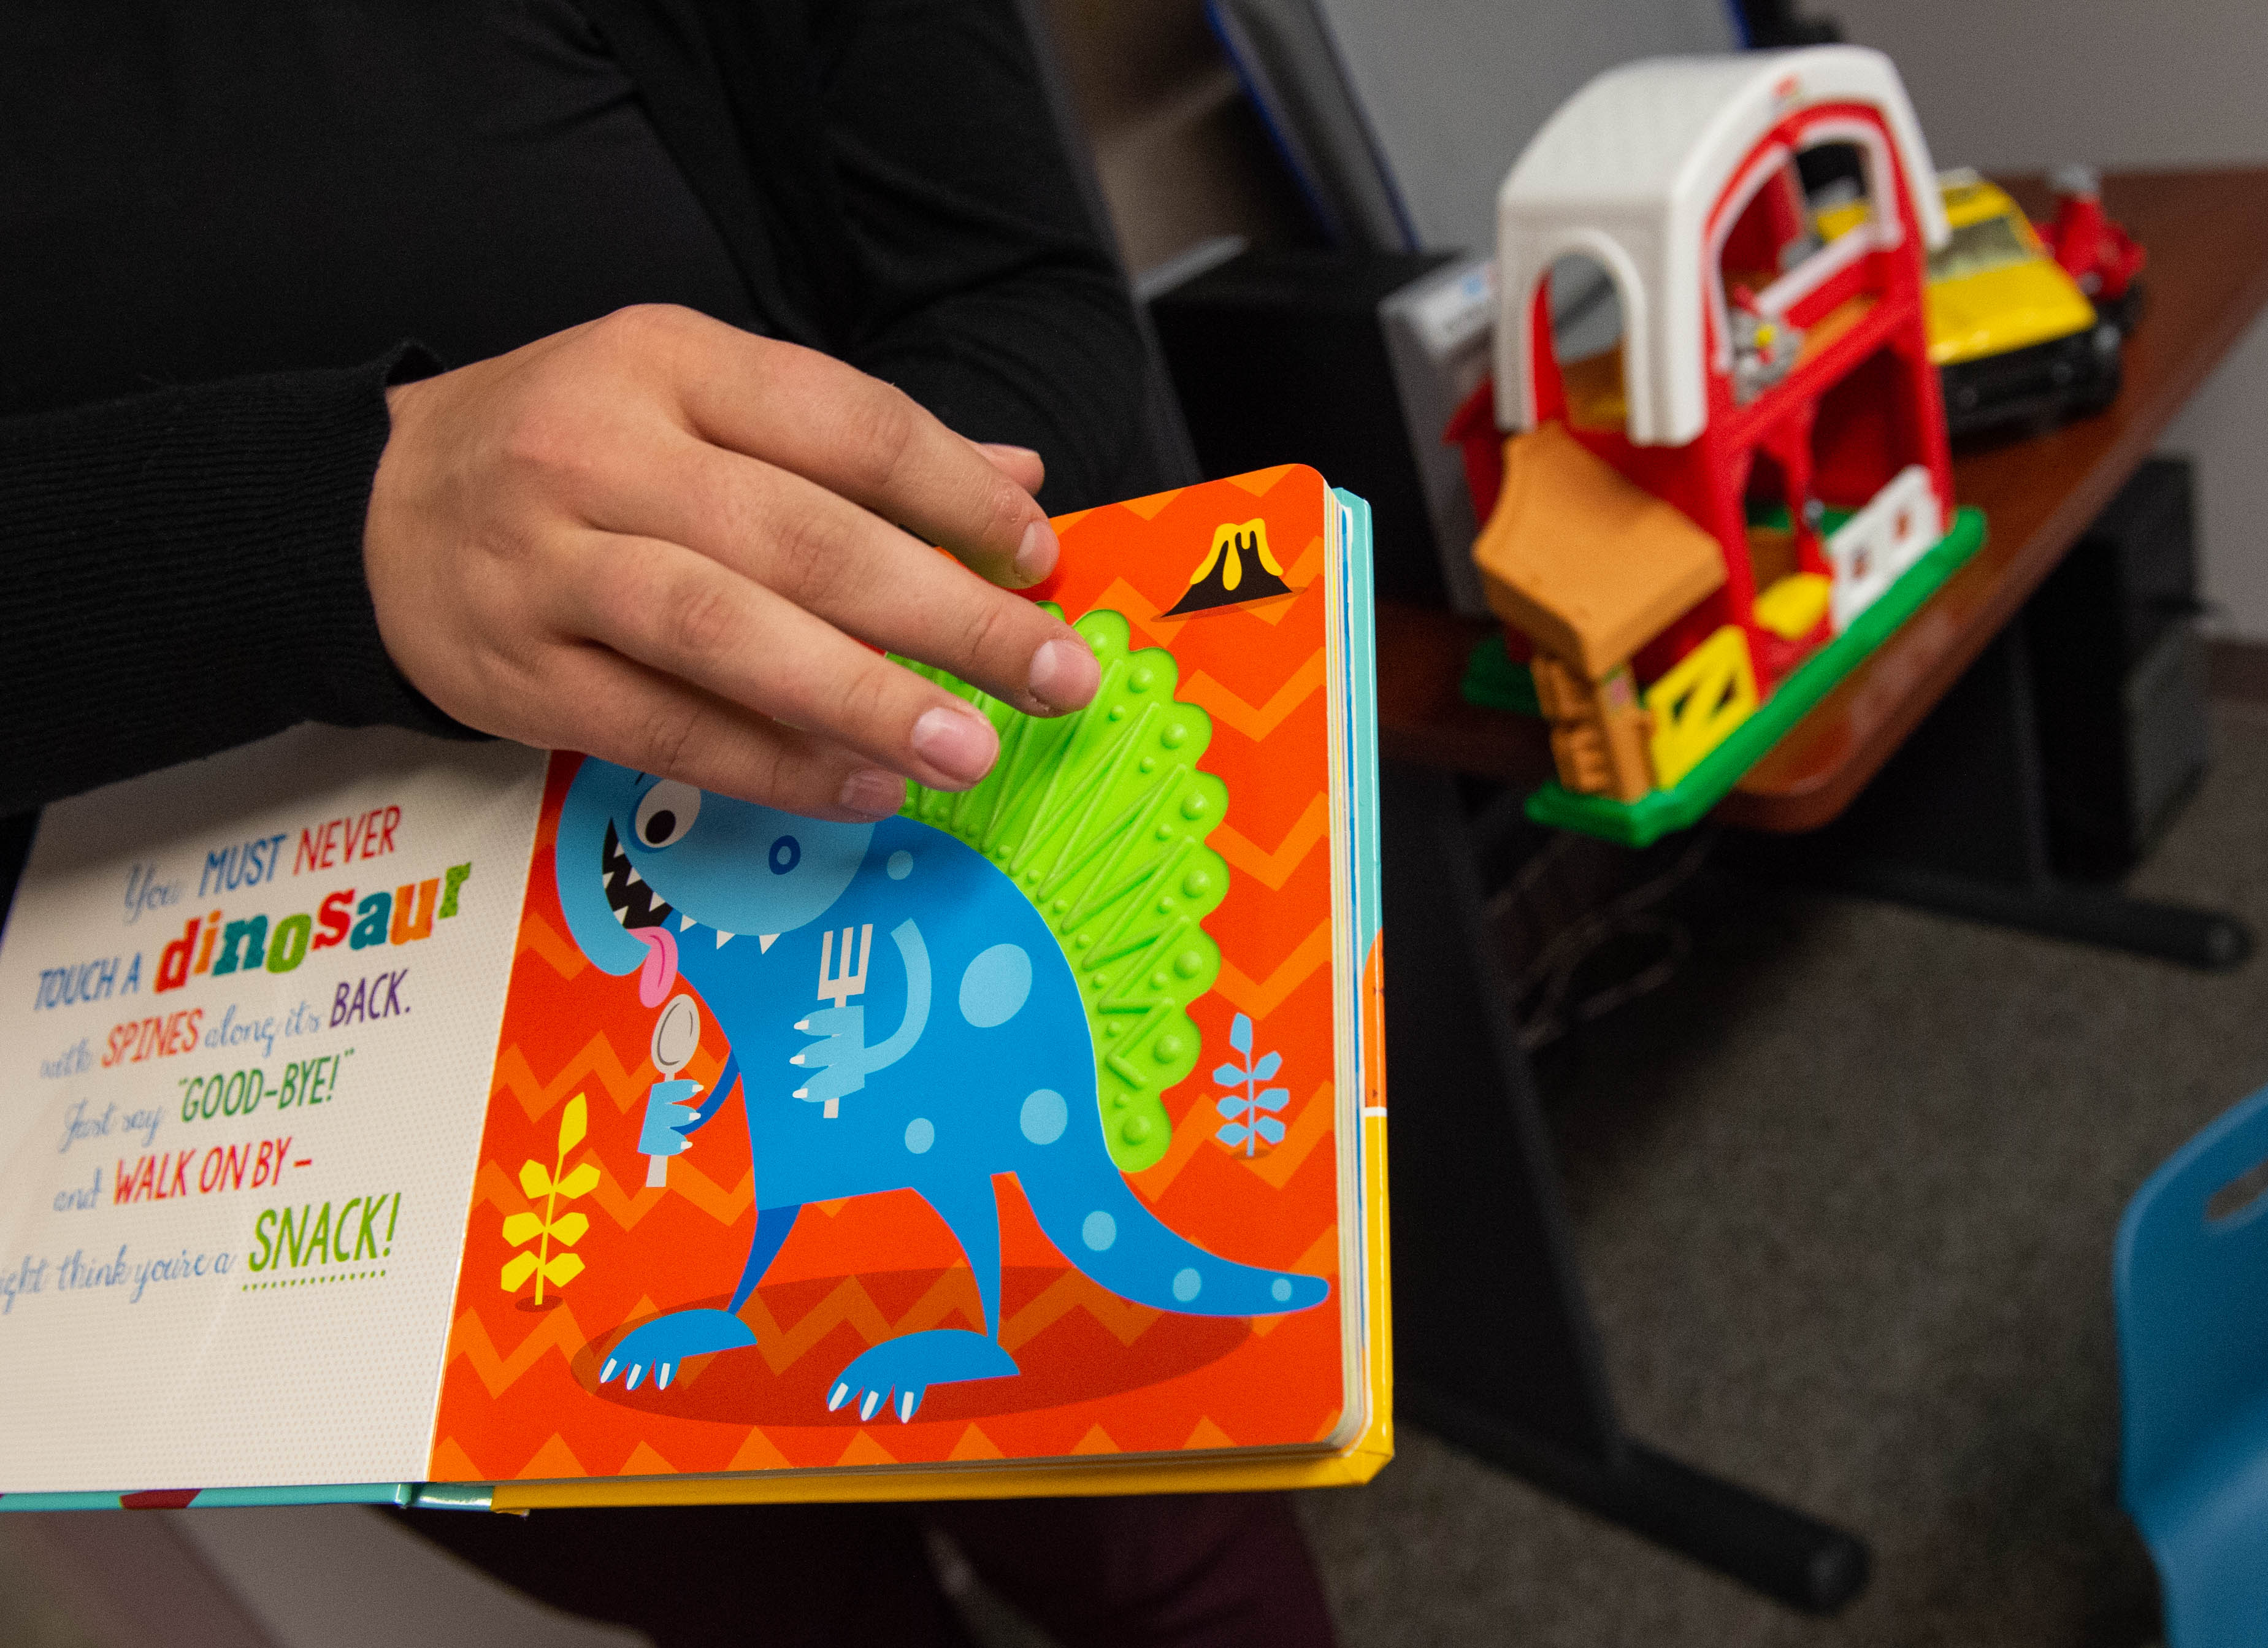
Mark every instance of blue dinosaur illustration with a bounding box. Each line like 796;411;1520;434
554;758;1330;1424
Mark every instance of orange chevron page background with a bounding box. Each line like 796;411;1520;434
429;466;1352;1485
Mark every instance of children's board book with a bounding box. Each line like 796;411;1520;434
0;466;1388;1512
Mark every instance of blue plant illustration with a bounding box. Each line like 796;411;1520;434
1212;1013;1289;1156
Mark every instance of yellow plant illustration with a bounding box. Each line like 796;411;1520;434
502;1092;602;1304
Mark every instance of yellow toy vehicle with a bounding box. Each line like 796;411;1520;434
1821;167;2123;435
1928;170;2125;432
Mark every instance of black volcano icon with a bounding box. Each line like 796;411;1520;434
1163;518;1295;616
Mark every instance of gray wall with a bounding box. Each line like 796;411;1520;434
1832;0;2268;637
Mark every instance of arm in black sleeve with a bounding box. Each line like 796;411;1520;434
809;0;1151;513
0;348;473;814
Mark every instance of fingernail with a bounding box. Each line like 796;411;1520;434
838;768;905;819
982;442;1041;464
910;704;1000;787
1013;519;1059;584
1029;637;1099;712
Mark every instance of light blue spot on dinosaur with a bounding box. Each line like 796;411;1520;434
1083;1211;1116;1251
887;851;913;881
905;1117;935;1154
1021;1087;1067;1145
1173;1268;1201;1303
1271;1277;1292;1303
960;943;1032;1028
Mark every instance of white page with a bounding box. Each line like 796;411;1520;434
0;728;545;1492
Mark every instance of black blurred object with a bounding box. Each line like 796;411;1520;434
1942;323;2124;439
0;810;33;918
1149;247;1455;605
1013;0;1202;494
2025;457;2211;880
1730;461;2237;968
1737;0;1842;46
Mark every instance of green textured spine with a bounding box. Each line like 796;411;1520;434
895;608;1229;1173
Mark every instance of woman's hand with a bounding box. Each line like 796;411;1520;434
362;304;1099;819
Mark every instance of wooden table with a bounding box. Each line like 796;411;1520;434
1378;169;2268;834
1381;171;2268;1616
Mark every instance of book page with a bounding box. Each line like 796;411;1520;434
431;469;1363;1485
0;728;545;1492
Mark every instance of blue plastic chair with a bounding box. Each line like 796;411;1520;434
2116;1082;2268;1648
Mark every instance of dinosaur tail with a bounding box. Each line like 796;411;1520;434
1016;1154;1330;1317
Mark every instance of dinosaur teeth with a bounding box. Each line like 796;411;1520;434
715;929;735;947
789;1054;805;1066
759;933;778;952
679;913;695;932
793;1087;808;1100
598;821;675;930
794;1019;809;1032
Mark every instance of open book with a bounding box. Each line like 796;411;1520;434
0;466;1387;1511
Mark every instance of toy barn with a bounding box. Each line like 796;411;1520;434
1457;46;1985;842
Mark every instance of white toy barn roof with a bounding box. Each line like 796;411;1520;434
1494;45;1947;446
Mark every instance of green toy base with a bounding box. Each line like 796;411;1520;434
1501;506;1987;848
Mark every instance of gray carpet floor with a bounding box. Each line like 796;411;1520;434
1298;703;2268;1647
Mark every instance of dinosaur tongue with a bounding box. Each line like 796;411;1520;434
631;926;678;1007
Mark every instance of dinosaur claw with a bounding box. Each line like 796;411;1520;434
822;1332;1017;1424
597;1311;759;1401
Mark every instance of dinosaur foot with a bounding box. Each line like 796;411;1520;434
826;1330;1019;1424
599;1308;757;1392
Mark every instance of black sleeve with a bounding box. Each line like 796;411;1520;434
0;348;475;814
807;0;1151;513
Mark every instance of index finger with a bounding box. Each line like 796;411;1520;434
664;322;1061;590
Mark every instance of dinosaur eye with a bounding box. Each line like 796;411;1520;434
769;835;802;875
635;781;701;849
